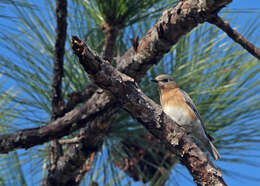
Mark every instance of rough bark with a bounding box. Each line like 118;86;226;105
208;15;260;60
71;36;227;186
0;0;232;154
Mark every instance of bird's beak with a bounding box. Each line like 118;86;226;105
151;79;157;83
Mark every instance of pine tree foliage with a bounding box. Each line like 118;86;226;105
0;0;260;185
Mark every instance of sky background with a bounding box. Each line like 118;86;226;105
207;1;260;185
1;0;260;186
192;1;260;185
216;1;260;185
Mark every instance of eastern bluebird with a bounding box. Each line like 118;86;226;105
152;74;220;160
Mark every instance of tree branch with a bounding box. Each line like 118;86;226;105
75;151;96;184
71;36;227;186
0;97;116;153
49;0;68;172
0;0;232;154
101;22;120;61
51;0;67;118
208;15;260;60
60;84;97;115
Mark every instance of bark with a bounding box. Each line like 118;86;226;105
51;0;67;118
102;22;120;61
71;36;227;186
0;0;232;153
208;15;260;60
49;0;67;171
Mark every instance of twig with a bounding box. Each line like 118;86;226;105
49;0;68;173
58;136;83;144
51;0;67;118
75;152;96;183
208;15;260;60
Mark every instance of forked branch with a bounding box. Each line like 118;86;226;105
71;36;227;186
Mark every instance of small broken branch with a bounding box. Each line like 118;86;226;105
130;36;139;52
208;15;260;60
75;152;96;183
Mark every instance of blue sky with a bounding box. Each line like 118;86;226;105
0;0;260;186
176;2;260;185
216;1;260;186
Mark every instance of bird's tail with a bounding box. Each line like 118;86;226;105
208;141;221;160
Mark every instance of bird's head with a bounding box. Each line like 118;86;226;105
151;74;177;90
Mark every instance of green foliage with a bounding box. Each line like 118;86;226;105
0;77;27;186
81;0;176;27
0;0;260;185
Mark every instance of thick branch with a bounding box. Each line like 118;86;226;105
117;0;232;81
208;15;260;60
0;0;231;154
0;98;116;153
71;37;227;186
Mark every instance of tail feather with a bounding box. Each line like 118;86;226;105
208;141;221;160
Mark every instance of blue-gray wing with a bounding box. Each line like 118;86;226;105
179;89;214;141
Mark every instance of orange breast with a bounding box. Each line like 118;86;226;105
160;88;197;120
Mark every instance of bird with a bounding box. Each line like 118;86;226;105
151;74;220;160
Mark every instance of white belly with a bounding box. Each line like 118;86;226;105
164;106;207;142
163;106;194;126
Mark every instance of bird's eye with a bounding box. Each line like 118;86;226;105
162;79;168;82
